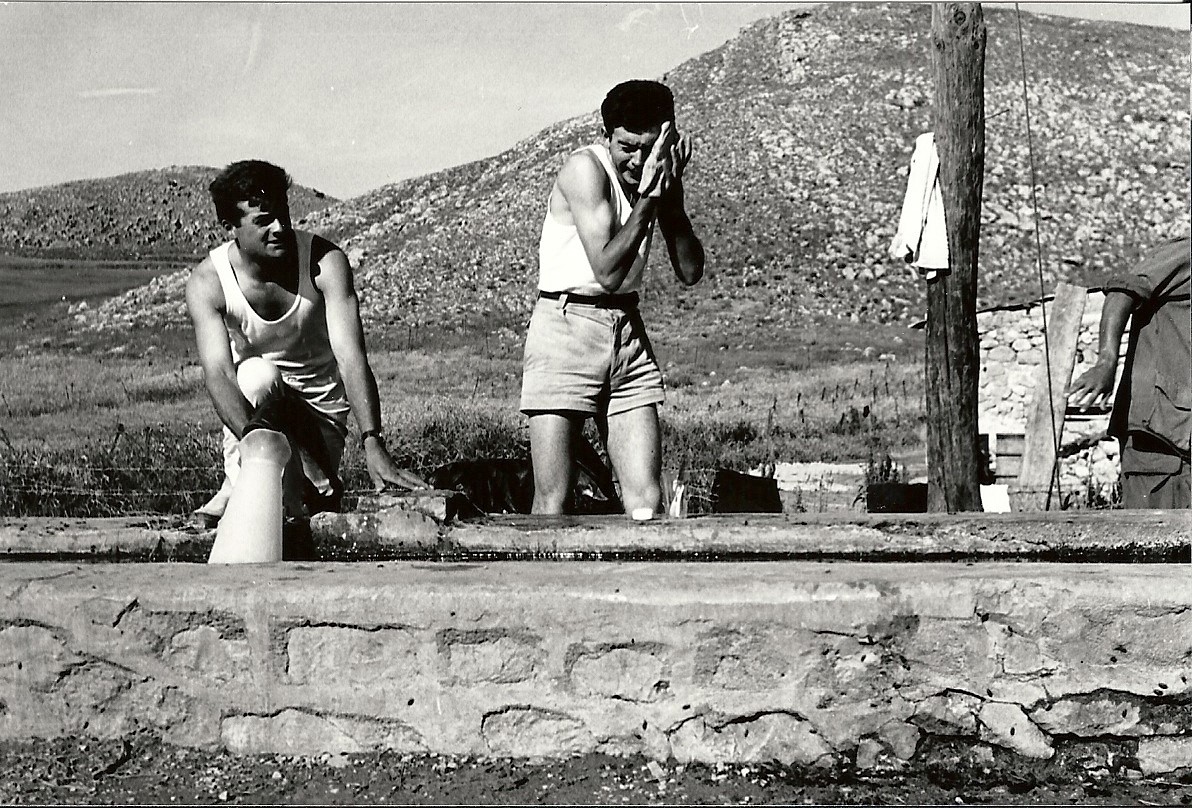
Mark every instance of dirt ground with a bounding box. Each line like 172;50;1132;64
2;734;1191;805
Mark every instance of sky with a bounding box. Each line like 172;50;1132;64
0;2;1187;200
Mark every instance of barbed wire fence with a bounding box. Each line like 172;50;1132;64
0;464;1119;518
0;369;1120;517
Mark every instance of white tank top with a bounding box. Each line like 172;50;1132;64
212;230;349;424
537;144;654;295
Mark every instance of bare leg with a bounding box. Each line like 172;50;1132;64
604;405;662;514
528;411;585;514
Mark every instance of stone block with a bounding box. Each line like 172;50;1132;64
355;490;465;524
1137;737;1192;774
113;605;246;658
439;629;543;685
803;634;895;701
668;711;834;766
75;596;139;629
164;627;252;686
1;658;146;741
912;692;980;736
286;626;420;686
55;661;135;718
76;709;136;740
481;706;595;757
878;720;921;760
310;508;440;549
694;631;792;691
900;619;995;689
0;625;80;686
977;701;1054;759
568;645;670;702
986;681;1048;707
1092;458;1119;481
222;708;425;756
162;695;223;749
1000;633;1056;676
1041;610;1192;668
0;680;69;738
1031;693;1143;737
855;737;883;769
124;681;194;731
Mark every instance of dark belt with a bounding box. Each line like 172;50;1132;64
538;290;639;309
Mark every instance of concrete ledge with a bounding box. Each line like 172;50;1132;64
447;511;1191;561
2;561;1191;769
0;516;207;559
3;510;1189;563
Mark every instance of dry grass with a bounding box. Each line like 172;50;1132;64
0;337;925;516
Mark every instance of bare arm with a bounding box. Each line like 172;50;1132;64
656;173;705;286
316;246;429;491
648;128;703;285
1068;290;1134;410
186;260;253;439
558;152;661;294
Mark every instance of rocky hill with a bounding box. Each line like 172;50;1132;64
0;166;335;261
72;4;1191;337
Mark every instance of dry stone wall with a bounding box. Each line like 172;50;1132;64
2;561;1191;772
977;289;1123;505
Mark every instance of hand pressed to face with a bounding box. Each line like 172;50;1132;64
621;122;691;200
607;124;667;195
668;130;693;181
635;122;676;198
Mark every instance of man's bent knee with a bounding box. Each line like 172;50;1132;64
237;357;284;406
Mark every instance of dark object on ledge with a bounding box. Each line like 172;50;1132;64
867;482;929;513
711;469;783;514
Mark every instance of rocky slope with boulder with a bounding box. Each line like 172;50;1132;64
0;166;335;261
62;4;1192;336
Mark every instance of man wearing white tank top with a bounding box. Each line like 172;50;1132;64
187;161;428;526
520;80;705;515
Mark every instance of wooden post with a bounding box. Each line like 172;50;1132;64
925;3;986;512
1014;282;1088;511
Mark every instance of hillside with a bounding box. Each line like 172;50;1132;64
0;166;336;261
72;4;1191;337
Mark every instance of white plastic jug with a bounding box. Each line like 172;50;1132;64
208;429;292;564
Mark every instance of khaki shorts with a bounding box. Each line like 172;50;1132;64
520;294;664;417
1120;432;1191;509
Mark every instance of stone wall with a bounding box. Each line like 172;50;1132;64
2;560;1191;773
977;289;1124;505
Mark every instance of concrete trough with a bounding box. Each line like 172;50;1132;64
3;507;1189;563
0;509;1189;773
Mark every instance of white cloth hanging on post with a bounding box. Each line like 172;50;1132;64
889;132;950;281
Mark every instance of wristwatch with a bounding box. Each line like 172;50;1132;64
360;428;384;447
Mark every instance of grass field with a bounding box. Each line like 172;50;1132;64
0;302;927;516
0;253;187;317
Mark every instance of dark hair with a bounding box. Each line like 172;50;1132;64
209;160;291;226
600;80;675;136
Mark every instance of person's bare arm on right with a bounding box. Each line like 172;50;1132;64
1068;291;1134;411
